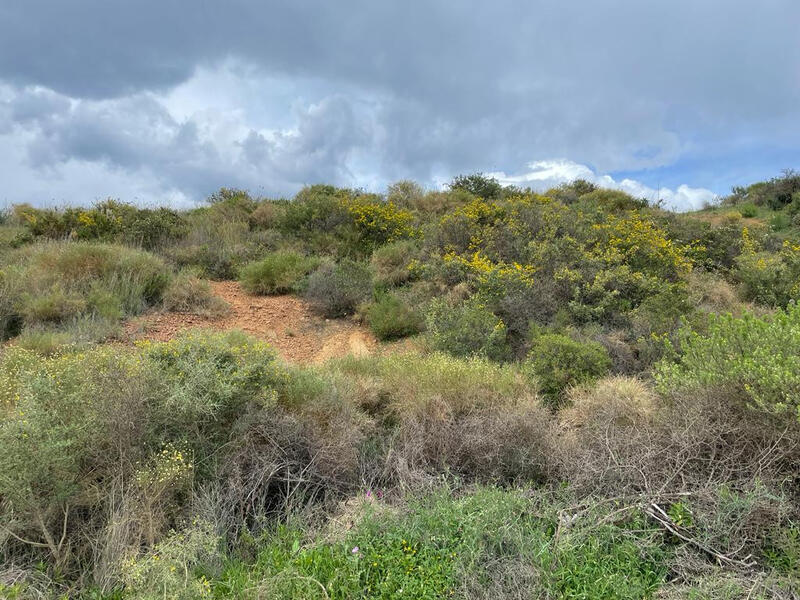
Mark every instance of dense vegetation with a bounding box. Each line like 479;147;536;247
1;173;799;598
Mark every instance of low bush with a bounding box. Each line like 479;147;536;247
121;521;219;600
365;293;423;340
578;188;648;211
162;270;230;316
370;239;419;286
167;219;276;280
0;330;352;585
425;297;511;361
556;377;800;533
248;200;285;230
12;316;121;355
119;206;189;250
328;352;549;484
525;332;611;403
14;200;188;250
305;259;373;317
0;241;170;339
239;251;318;295
330;351;533;419
734;250;796;306
656;304;800;422
738;202;758;218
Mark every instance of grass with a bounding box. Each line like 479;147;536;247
12;315;122;355
1;241;170;339
205;487;667;600
326;351;534;418
239;250;318;295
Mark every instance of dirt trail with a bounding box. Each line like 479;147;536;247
125;281;383;364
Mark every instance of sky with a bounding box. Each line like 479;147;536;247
1;1;799;212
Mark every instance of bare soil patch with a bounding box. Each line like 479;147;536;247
125;281;390;364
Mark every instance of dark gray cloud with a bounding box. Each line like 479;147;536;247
1;0;799;208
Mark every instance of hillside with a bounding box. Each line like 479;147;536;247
0;173;798;599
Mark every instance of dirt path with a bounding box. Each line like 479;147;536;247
125;281;384;364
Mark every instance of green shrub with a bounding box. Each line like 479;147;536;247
12;200;188;249
734;250;798;307
167;217;275;280
0;345;157;569
279;185;416;256
525;333;611;402
0;330;289;575
448;172;505;199
239;251;318;295
738;202;758;218
386;179;426;209
141;330;285;433
365;293;423;340
329;351;532;417
279;184;352;235
655;304;800;422
119;206;188;250
162;270;229;316
327;352;550;482
578;188;648;211
204;187;259;220
20;284;87;322
305;259;373;317
425;297;511;361
770;212;791;231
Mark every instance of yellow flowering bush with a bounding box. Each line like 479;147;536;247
437;198;506;253
590;212;694;280
342;196;417;250
279;185;416;255
442;250;536;298
735;240;800;306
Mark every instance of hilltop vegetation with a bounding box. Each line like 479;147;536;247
0;173;799;598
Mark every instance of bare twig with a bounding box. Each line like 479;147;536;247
645;502;757;569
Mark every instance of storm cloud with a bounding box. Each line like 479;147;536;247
1;0;799;208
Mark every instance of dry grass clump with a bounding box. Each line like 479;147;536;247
212;401;370;537
326;352;553;487
552;376;799;586
561;375;656;428
162;270;230;317
686;270;750;315
370;239;420;287
329;351;534;419
654;573;797;600
248;201;286;230
1;241;170;339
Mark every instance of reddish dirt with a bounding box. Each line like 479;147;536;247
125;281;384;364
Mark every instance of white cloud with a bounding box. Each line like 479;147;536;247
488;159;717;212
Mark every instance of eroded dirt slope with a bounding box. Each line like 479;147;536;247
126;281;382;364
